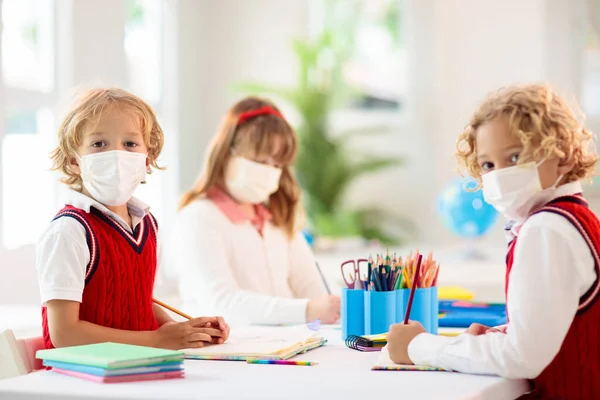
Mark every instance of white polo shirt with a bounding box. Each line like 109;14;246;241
165;189;327;326
408;181;599;379
36;189;162;305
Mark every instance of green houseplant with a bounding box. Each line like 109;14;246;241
237;1;410;244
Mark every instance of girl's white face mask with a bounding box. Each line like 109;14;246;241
482;160;562;221
78;150;147;206
225;156;282;204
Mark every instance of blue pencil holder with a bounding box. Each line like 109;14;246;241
430;286;439;335
400;288;434;333
395;289;406;322
341;288;365;339
364;291;396;335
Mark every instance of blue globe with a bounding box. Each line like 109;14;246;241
437;177;498;238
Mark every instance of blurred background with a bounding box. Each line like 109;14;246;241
1;0;600;316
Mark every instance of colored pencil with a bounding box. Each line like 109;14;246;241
152;298;193;320
403;253;423;324
246;359;318;366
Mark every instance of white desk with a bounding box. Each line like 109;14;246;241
0;328;528;400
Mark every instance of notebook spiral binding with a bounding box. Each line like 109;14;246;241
345;335;375;350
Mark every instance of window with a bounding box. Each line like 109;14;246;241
125;0;171;227
312;0;405;111
125;0;162;106
1;0;59;249
1;0;54;92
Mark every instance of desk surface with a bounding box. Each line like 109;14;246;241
0;328;528;400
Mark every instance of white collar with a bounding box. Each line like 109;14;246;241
64;189;150;231
509;180;583;237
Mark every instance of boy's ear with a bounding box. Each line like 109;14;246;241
557;156;575;176
68;156;81;175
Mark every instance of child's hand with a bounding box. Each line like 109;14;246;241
466;323;507;335
196;316;230;344
154;317;225;350
307;295;340;324
387;321;426;365
465;322;490;335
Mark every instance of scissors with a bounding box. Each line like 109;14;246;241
341;259;369;289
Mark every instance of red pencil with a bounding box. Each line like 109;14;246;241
403;253;423;324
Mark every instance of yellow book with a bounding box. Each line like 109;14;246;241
438;286;474;301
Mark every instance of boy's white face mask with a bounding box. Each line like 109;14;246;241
482;160;562;221
225;156;282;204
78;150;147;206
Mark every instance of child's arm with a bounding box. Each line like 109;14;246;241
46;299;224;349
153;303;175;327
399;213;596;379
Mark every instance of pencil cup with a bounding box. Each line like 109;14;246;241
430;286;439;335
409;288;433;333
395;289;406;323
341;288;365;339
364;291;396;335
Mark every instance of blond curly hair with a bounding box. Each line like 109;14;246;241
456;84;598;188
50;88;164;190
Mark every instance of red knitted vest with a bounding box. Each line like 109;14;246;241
506;195;600;399
41;205;159;349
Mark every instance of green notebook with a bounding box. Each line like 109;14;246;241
36;342;184;369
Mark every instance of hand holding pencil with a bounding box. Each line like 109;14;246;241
152;298;231;346
377;250;437;365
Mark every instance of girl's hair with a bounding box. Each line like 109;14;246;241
456;84;598;187
179;96;302;238
51;87;164;190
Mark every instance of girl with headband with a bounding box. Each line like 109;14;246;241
167;97;340;326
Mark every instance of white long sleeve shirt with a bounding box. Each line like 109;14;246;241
36;190;162;305
166;195;327;326
408;181;598;379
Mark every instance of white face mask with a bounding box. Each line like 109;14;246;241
78;150;147;206
225;156;282;204
482;160;562;221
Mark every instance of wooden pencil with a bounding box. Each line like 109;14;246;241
152;298;193;320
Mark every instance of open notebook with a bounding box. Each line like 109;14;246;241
372;346;445;371
184;325;326;361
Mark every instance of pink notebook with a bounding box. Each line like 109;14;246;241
52;368;185;383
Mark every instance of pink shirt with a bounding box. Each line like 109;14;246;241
206;186;272;234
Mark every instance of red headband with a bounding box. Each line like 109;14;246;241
237;106;283;125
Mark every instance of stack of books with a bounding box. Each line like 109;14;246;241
36;342;185;383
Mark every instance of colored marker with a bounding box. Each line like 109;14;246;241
246;359;318;366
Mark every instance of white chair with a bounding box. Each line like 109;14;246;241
0;329;44;380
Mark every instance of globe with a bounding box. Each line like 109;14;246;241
437;177;498;238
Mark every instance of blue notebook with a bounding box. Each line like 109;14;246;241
42;360;183;376
439;311;507;328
